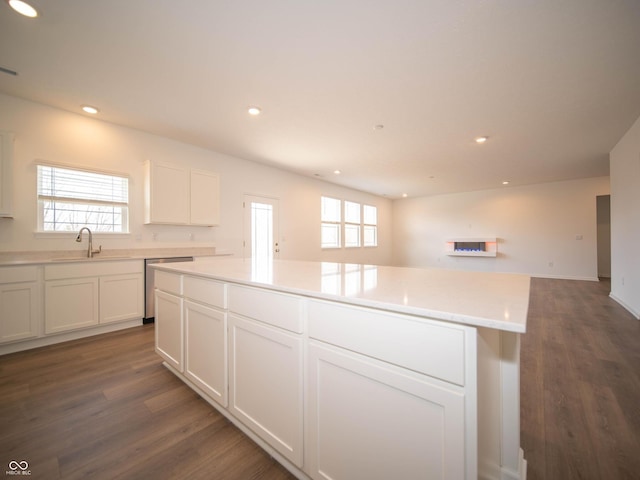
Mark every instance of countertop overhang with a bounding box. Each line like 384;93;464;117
152;258;530;333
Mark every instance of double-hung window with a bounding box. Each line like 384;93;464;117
37;164;129;233
363;204;378;247
321;196;341;248
344;201;361;248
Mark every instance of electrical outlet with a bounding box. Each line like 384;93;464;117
575;234;583;240
548;261;554;268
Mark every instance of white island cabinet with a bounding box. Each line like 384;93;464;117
154;270;184;372
152;258;530;480
306;299;473;479
228;285;304;467
183;275;227;407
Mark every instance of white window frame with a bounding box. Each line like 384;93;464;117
344;200;361;248
363;204;378;247
321;197;378;250
321;196;342;248
37;163;130;234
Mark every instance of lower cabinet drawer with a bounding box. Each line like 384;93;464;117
0;265;38;284
155;270;182;296
228;285;303;333
183;275;226;309
308;300;468;386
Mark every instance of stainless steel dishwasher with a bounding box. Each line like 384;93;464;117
144;256;194;323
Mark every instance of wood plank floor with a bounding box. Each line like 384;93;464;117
1;277;638;479
521;278;640;480
0;325;295;479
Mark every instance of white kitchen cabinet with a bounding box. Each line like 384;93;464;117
307;298;477;479
99;273;144;324
306;342;466;480
45;277;99;333
0;131;14;217
190;169;220;226
144;160;189;224
44;260;144;334
0;266;39;343
184;300;227;406
1;260;145;355
155;289;183;372
144;160;220;226
229;313;303;467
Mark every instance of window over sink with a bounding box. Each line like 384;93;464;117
37;164;129;233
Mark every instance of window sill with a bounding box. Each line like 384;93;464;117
34;231;131;239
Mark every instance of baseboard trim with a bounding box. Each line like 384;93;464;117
531;274;599;282
0;318;143;356
609;293;640;319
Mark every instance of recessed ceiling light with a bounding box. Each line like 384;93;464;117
475;136;488;144
502;181;510;185
402;193;408;198
81;105;99;114
247;106;261;116
333;170;341;175
7;0;38;17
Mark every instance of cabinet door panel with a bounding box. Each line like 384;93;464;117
45;278;99;333
0;282;38;342
184;300;227;406
307;342;466;480
190;169;220;226
155;290;183;372
229;314;303;466
100;274;143;324
147;162;189;224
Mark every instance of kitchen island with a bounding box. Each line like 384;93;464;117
151;257;530;480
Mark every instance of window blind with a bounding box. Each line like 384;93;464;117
37;164;129;232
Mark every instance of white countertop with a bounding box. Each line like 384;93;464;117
153;257;530;333
0;247;225;266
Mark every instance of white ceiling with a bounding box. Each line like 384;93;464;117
1;1;640;198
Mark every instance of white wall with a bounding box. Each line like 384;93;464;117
392;177;610;280
609;114;640;318
0;94;393;265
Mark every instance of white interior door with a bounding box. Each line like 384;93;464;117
243;195;280;262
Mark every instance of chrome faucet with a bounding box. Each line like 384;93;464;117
75;227;102;258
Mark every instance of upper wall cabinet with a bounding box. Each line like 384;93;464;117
144;160;220;226
190;169;220;226
0;131;14;218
